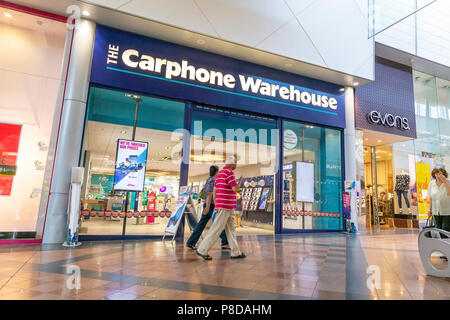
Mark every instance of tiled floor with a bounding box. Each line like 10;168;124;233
0;230;448;300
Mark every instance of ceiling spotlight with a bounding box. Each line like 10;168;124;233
353;82;359;86
196;39;206;45
120;130;127;134
4;12;12;19
339;88;345;92
82;10;90;16
125;93;142;101
377;139;382;143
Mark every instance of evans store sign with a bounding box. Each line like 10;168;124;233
355;58;416;138
91;26;346;128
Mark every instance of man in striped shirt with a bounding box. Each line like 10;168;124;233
196;155;246;260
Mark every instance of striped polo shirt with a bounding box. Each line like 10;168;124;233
214;166;238;210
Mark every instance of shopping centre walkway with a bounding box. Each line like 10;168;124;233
0;230;448;300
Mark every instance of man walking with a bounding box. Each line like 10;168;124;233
196;155;246;260
186;165;228;250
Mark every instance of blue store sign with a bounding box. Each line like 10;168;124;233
91;25;346;128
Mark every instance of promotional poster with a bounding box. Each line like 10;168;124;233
166;191;190;235
113;139;148;192
0;123;21;196
416;162;431;219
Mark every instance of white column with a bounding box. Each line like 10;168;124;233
42;20;96;244
344;86;359;231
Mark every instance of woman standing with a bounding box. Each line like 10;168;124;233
428;167;450;232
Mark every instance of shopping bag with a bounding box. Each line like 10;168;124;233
211;209;217;225
423;216;435;229
423;216;439;238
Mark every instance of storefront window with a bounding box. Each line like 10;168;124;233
188;106;277;234
282;121;343;230
412;70;450;221
79;86;185;236
0;9;67;239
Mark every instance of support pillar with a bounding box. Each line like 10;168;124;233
344;86;359;231
42;20;96;244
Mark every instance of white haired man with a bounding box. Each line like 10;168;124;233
196;155;246;260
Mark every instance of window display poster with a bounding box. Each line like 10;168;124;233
147;191;156;212
416;162;431;219
89;174;113;198
343;192;351;219
258;187;271;210
408;154;433;207
144;177;154;188
113;139;148;192
296;162;314;202
0;123;21;196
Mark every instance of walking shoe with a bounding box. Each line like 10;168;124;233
221;244;231;250
196;250;212;260
231;253;246;259
186;244;196;250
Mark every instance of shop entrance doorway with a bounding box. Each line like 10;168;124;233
360;130;419;230
187;105;278;235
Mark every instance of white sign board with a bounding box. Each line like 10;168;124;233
296;162;314;202
284;129;298;149
113;139;148;192
166;191;190;234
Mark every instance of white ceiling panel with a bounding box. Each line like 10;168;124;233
4;0;374;84
297;0;373;78
83;0;131;9
195;0;293;47
284;0;319;15
256;17;325;66
353;0;368;20
118;0;219;37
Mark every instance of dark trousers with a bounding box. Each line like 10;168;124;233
396;190;410;209
186;204;228;247
434;215;450;235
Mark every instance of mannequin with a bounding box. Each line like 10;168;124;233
395;170;411;214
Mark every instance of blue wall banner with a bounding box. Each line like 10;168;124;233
91;25;346;129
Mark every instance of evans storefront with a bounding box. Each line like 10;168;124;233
79;25;346;240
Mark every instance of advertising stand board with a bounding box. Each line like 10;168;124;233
163;186;199;243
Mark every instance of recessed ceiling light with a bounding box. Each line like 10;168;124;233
120;130;127;134
196;39;206;45
285;63;292;67
82;10;90;16
36;20;43;25
377;139;382;143
365;138;368;141
353;82;359;86
4;12;12;19
410;58;415;63
339;88;345;92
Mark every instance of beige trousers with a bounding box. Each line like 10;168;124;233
197;209;241;257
